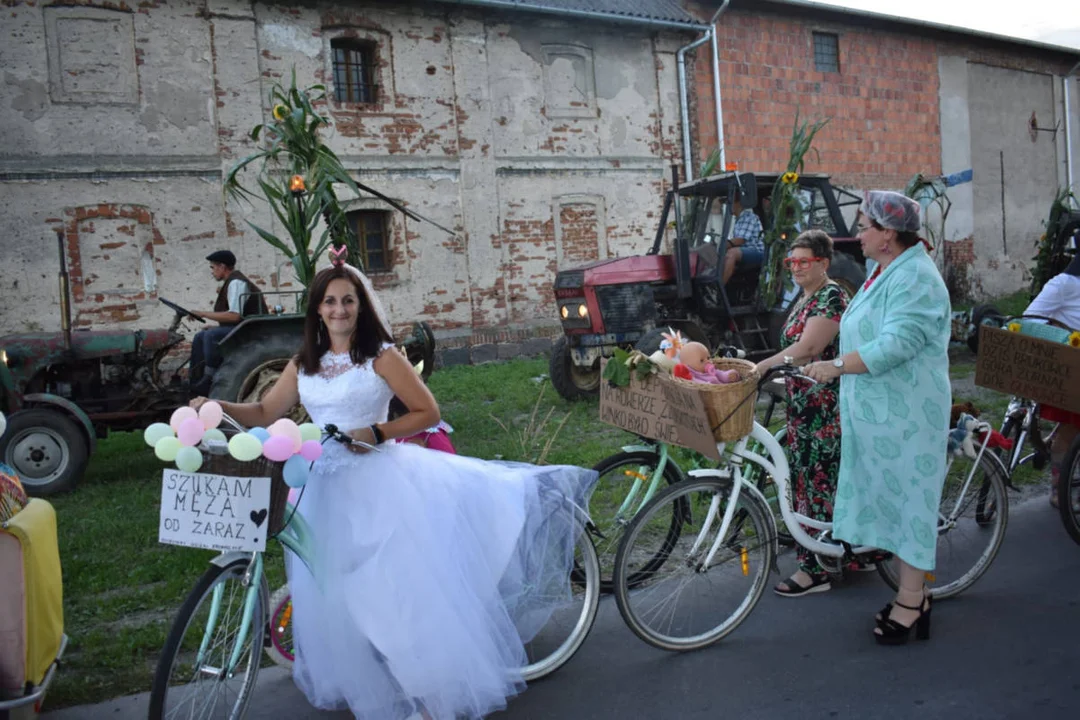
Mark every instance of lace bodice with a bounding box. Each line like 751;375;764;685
297;347;395;469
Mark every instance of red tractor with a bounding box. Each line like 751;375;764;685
549;171;868;400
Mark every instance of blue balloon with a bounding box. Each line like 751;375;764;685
282;455;310;488
249;427;271;443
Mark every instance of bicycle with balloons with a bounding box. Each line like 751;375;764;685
143;401;601;720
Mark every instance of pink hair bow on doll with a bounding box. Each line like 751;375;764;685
327;245;395;341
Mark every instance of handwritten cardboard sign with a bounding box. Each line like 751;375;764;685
598;359;720;460
159;470;273;552
974;326;1080;413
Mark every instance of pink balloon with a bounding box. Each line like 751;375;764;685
177;417;205;447
170;406;198;432
199;401;224;430
262;435;294;462
299;440;323;462
269;418;303;453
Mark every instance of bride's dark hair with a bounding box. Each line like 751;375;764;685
296;266;393;375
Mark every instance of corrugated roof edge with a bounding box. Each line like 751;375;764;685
756;0;1080;58
432;0;711;30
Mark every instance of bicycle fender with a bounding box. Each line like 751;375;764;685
621;444;655;454
210;551;251;569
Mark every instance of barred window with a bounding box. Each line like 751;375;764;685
346;210;390;272
812;32;840;73
332;39;377;104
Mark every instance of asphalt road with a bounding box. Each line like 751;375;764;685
45;487;1080;720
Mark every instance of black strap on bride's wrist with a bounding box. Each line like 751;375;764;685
370;424;385;444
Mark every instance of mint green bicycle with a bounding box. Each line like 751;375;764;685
148;422;601;720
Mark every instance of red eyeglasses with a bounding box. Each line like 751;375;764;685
782;257;825;270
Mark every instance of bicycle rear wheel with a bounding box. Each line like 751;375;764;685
878;450;1008;599
613;478;774;652
264;584;294;669
588;450;684;592
149;557;269;720
1057;438;1080;545
521;516;600;681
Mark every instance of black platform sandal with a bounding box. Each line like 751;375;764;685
874;596;931;645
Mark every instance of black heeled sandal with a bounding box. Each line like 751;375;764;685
874;596;931;645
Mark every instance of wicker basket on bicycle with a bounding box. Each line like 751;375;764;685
664;357;761;442
201;429;291;537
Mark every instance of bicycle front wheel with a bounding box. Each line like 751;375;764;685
589;450;684;591
149;557;269;720
613;478;774;652
521;516;601;681
878;450;1009;599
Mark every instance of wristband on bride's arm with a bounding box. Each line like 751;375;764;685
370;424;386;444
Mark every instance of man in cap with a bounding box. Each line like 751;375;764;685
189;250;267;395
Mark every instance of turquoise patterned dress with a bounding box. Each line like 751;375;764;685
832;244;951;571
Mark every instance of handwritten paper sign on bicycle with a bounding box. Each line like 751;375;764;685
975;326;1080;413
159;469;273;552
598;359;719;460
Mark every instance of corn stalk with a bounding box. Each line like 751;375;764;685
1031;187;1079;296
759;112;830;308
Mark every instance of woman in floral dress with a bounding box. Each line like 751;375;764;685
755;230;848;596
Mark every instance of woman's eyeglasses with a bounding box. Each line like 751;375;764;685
782;257;824;270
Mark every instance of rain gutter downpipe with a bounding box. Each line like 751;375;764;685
1066;60;1080;206
677;0;731;181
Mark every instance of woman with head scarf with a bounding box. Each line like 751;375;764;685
803;191;951;645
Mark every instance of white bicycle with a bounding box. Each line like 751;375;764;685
612;365;1010;652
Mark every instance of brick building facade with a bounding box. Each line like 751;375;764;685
0;0;698;355
688;0;1080;298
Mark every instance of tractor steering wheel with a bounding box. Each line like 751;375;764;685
158;297;206;324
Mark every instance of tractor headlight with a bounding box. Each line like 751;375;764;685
577;303;588;318
560;306;570;319
0;349;7;367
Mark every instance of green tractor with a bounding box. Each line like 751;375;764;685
0;232;435;496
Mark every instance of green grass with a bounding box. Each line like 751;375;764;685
953;289;1030;318
41;349;1044;710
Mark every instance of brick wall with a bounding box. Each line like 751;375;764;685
690;5;942;190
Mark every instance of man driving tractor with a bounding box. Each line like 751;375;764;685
189;250;267;395
713;188;764;285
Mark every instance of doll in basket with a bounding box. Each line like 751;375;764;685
673;342;741;385
188;247;596;720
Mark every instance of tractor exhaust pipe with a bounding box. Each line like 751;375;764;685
57;230;72;352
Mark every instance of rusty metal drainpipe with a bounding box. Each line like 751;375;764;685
56;230;72;352
1066;60;1080;204
677;0;731;181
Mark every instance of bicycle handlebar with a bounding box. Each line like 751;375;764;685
759;364;817;386
323;423;382;453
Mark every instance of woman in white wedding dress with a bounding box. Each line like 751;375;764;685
190;258;598;720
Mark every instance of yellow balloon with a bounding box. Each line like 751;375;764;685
175;446;203;473
228;433;263;462
155;436;182;462
299;423;321;443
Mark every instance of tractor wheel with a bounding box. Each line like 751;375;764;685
967;305;1004;355
549;336;600;401
211;332;309;424
0;408;88;496
828;251;866;299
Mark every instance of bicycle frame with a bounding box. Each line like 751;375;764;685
701;422;875;563
1000;397;1058;476
198;503;315;677
612;443;674;523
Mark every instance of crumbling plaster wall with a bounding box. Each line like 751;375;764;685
0;0;687;347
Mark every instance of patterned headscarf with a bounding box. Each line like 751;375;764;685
860;191;921;233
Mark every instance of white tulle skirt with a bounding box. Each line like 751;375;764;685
284;441;597;720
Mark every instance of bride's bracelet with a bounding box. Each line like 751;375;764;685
370;424;386;445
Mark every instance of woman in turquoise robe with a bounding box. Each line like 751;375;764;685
803;191;950;646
